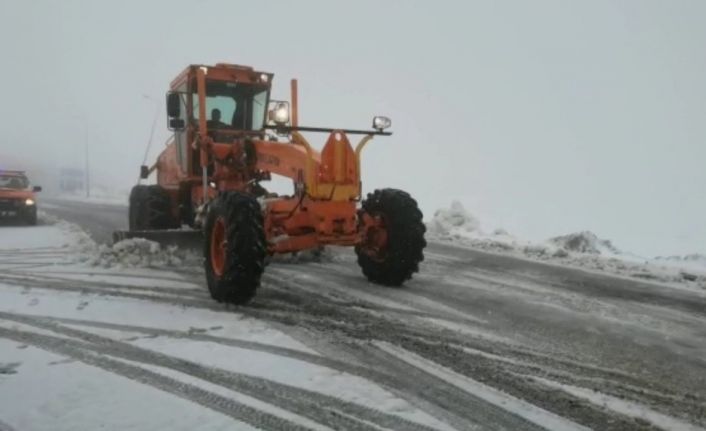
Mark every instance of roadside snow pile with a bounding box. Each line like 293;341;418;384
652;254;706;282
426;201;565;256
428;201;481;236
428;202;706;290
655;253;706;264
79;238;199;269
549;231;621;255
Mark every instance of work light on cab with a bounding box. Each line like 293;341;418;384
372;116;392;131
272;102;290;125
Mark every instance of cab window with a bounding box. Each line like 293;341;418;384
191;80;268;130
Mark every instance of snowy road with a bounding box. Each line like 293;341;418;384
1;199;704;430
41;197;127;244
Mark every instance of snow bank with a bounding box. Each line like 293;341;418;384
428;202;706;291
655;253;706;266
548;231;620;255
427;201;481;237
427;201;565;257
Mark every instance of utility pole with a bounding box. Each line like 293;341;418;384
84;125;90;198
139;94;160;184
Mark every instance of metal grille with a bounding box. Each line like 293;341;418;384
0;198;20;211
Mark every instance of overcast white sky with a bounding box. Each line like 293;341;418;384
0;0;704;257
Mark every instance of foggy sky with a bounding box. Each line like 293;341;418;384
1;0;704;257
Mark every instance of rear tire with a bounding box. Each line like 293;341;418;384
356;189;426;285
129;185;176;230
203;192;266;305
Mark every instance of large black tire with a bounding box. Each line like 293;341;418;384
203;191;266;305
356;189;426;286
129;185;176;230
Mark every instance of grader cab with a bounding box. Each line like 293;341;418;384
118;63;426;304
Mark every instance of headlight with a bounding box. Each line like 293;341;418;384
25;198;35;206
372;116;392;131
272;102;290;125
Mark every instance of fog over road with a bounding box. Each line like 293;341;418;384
42;198;127;244
38;198;706;430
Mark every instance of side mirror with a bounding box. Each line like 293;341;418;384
168;118;185;131
140;165;149;179
32;185;42;192
166;92;181;118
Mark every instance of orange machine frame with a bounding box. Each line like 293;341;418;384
154;64;383;254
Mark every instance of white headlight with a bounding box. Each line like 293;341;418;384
272;102;290;125
372;116;391;131
25;198;35;206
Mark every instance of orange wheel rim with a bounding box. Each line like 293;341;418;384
210;216;227;277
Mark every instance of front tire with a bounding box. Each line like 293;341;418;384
356;189;426;286
203;192;266;305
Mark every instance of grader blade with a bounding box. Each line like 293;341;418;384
112;229;203;250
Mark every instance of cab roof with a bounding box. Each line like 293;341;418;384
170;63;273;90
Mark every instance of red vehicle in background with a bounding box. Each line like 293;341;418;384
0;170;42;225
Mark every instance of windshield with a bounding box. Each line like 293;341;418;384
0;174;29;189
192;80;268;131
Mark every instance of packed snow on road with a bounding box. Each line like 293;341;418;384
0;209;705;431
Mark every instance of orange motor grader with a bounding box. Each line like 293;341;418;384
122;63;426;304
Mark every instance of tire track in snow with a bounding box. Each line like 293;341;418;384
0;312;445;431
341;342;551;431
6;239;702;429
265;268;486;327
0;272;205;299
0;274;213;306
0;326;313;431
375;342;590;431
38;315;476;430
242;273;678;430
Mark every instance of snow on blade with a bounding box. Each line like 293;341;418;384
79;238;198;269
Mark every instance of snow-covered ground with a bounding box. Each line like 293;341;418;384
427;201;706;293
2;206;705;430
0;216;454;431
